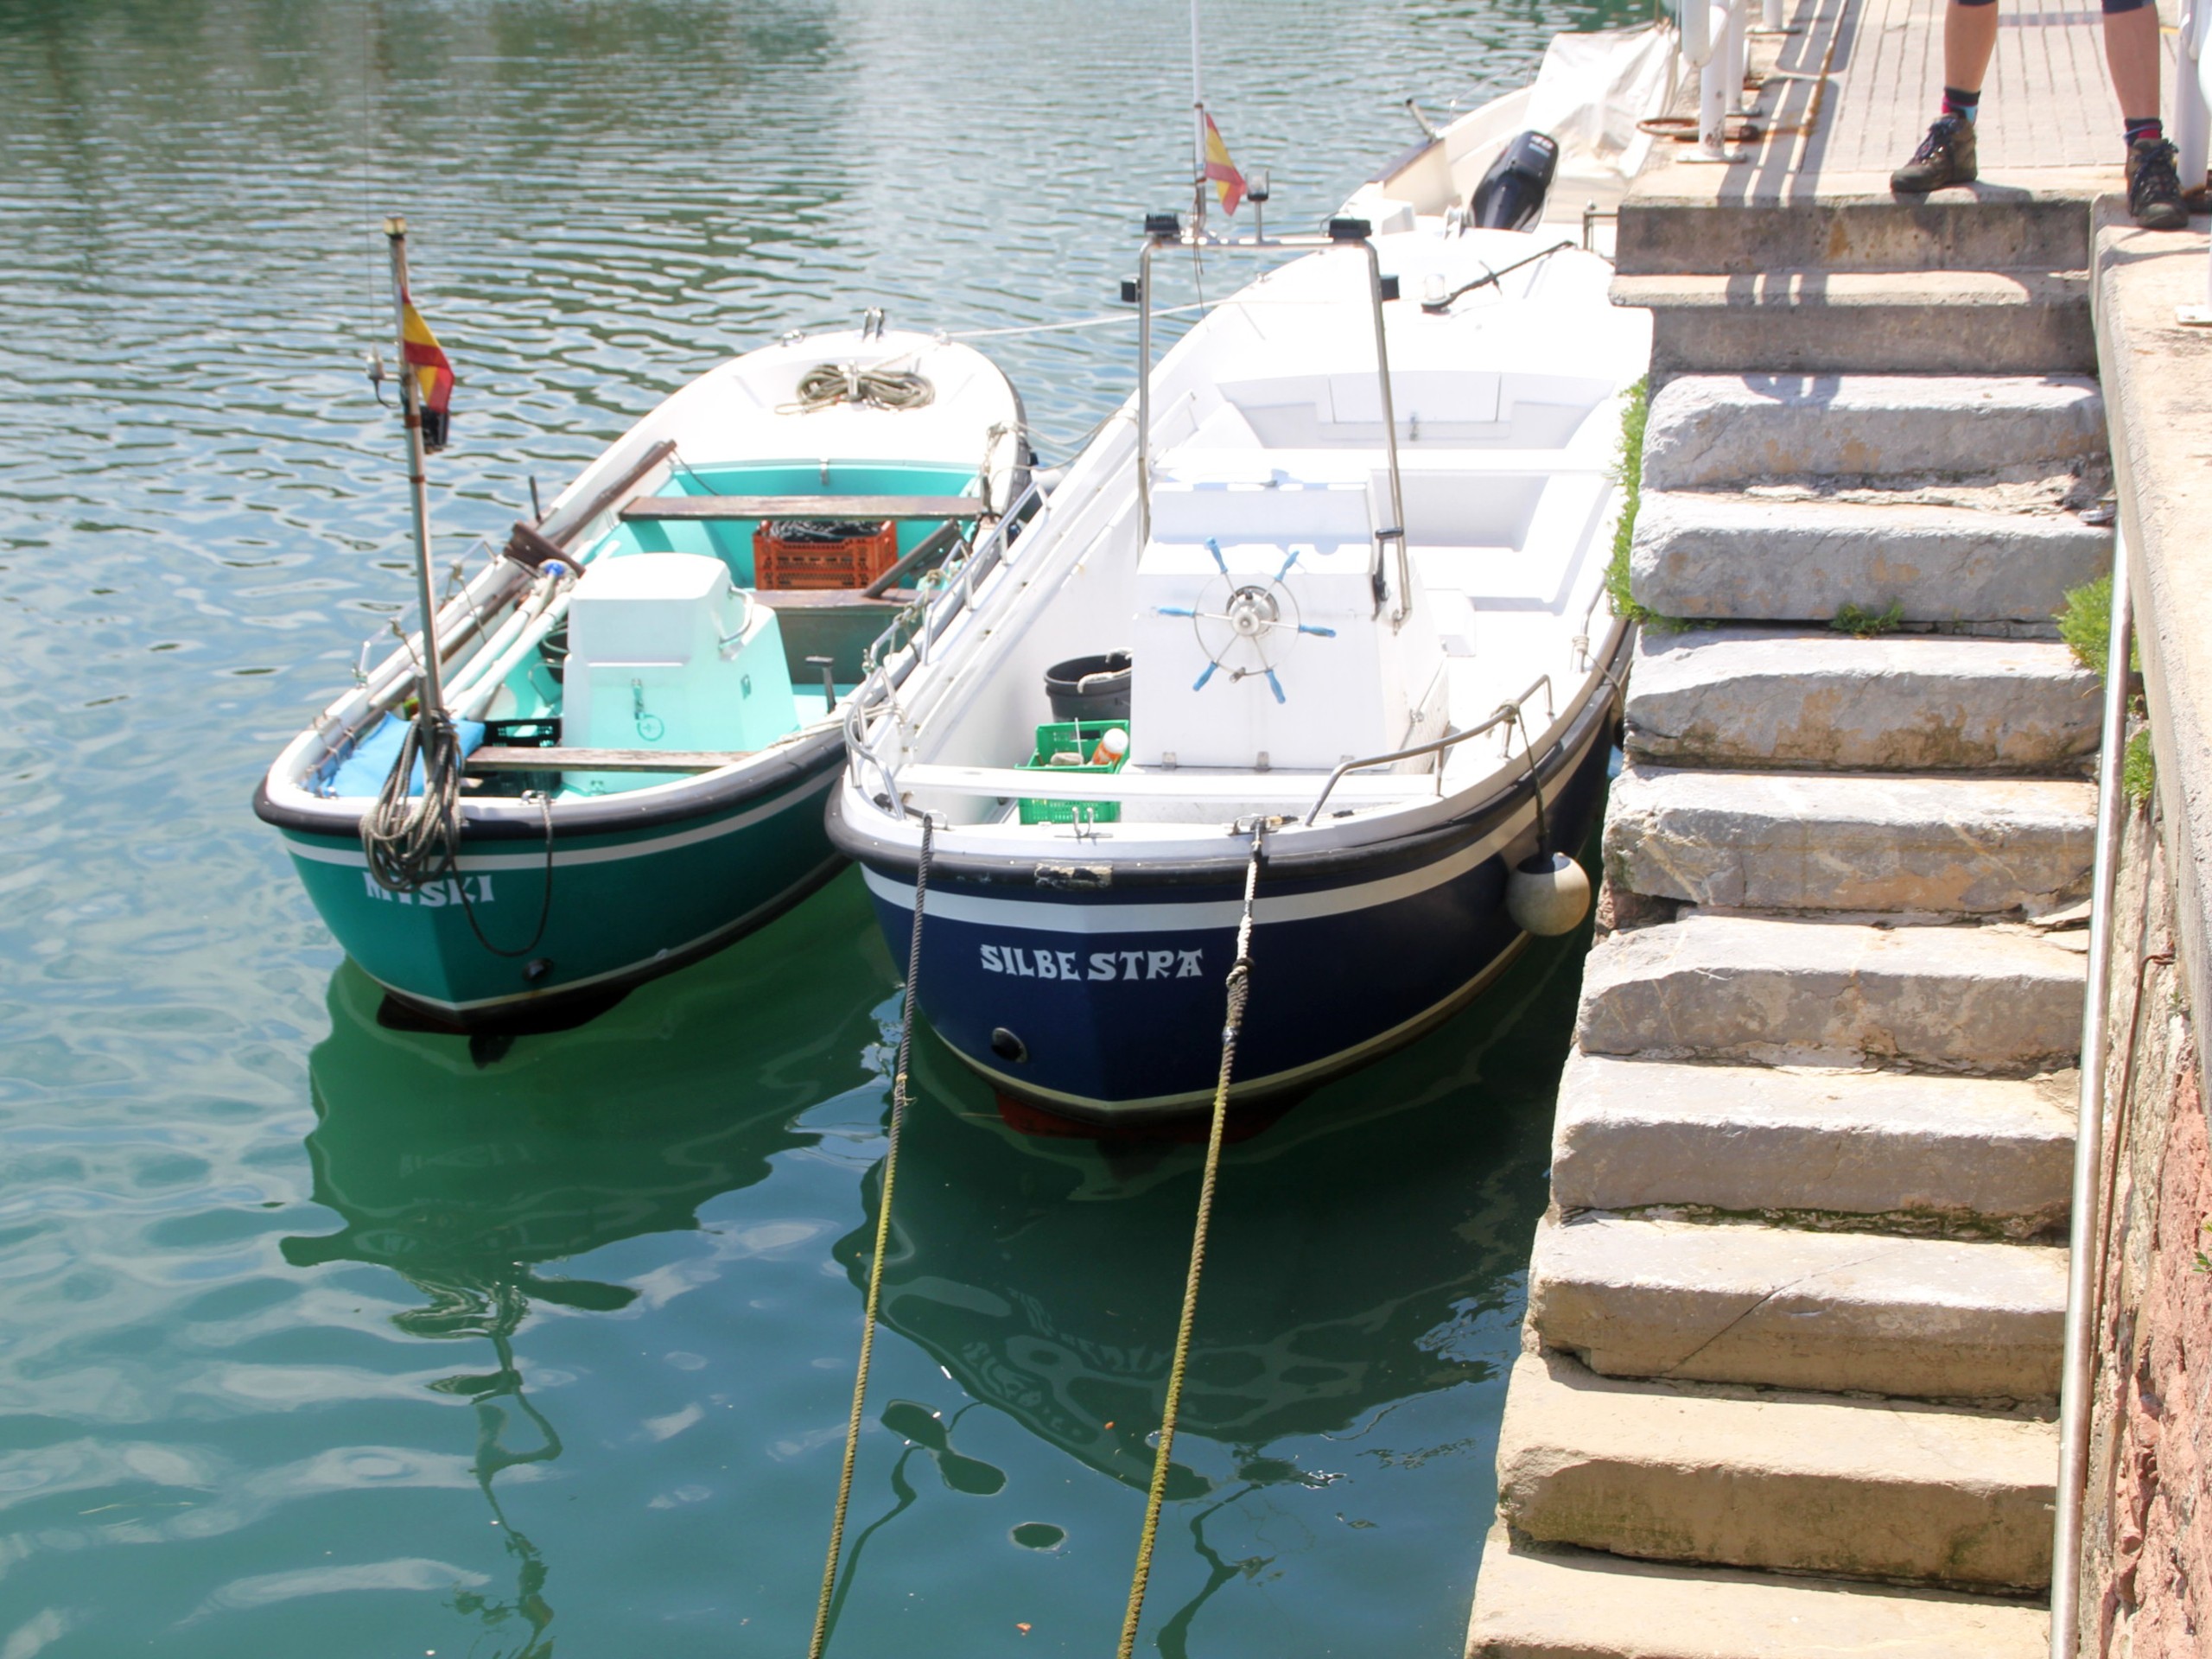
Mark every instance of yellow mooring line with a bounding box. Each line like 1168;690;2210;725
804;814;1268;1659
806;816;936;1659
1116;817;1270;1659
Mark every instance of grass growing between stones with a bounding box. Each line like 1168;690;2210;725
1831;600;1905;638
1604;377;1683;632
2125;728;2155;805
2056;573;2140;680
2058;575;2156;805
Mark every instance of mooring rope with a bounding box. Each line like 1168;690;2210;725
1115;817;1269;1659
785;363;936;415
358;710;556;959
807;814;936;1659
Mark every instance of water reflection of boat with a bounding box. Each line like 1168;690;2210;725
281;893;889;1654
840;922;1585;1494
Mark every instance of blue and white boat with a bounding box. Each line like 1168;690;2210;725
829;38;1667;1128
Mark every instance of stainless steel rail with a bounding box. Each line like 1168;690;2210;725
1133;223;1409;623
838;478;1047;802
1304;673;1555;825
2050;531;2135;1659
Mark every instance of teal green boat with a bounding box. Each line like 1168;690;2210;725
256;324;1025;1027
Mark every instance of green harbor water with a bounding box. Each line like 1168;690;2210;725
0;2;1633;1652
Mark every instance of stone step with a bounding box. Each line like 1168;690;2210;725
1616;268;2094;378
1639;374;2107;493
1575;912;2086;1071
1495;1349;2057;1591
1625;626;2101;774
1468;1525;2048;1658
1614;188;2094;279
1605;762;2096;914
1550;1052;2076;1230
1529;1213;2067;1400
1630;489;2110;625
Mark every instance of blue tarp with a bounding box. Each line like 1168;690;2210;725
321;713;487;798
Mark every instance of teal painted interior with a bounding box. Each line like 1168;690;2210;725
623;461;979;583
0;0;1643;1654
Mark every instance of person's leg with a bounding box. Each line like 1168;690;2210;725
2105;0;2188;227
1945;0;2000;101
2103;3;2160;127
1893;0;1994;192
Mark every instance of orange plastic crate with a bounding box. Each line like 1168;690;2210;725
752;518;899;591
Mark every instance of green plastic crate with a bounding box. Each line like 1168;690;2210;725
1017;719;1128;825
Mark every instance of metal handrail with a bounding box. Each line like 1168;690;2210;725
839;479;1047;799
1134;223;1412;625
2048;529;2135;1659
1304;673;1556;825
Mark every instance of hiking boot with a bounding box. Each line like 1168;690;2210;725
1892;114;1978;193
2127;137;2189;230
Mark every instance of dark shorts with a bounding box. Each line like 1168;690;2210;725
1956;0;2148;14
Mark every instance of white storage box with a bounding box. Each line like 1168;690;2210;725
563;553;796;789
1129;529;1444;773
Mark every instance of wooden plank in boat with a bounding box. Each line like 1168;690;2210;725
619;494;983;523
467;747;752;773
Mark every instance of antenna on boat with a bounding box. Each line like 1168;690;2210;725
1189;0;1208;238
382;216;446;725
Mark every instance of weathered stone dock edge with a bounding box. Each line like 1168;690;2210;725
1462;0;2212;1651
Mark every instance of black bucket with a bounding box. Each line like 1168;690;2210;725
1044;652;1132;723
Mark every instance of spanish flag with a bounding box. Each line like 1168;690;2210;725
399;291;454;453
1203;110;1246;215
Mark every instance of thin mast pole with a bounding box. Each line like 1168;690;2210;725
1190;0;1207;235
383;215;447;722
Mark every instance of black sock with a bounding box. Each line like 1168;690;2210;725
2126;116;2164;151
1942;86;1980;124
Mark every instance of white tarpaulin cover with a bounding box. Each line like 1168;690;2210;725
1526;24;1680;174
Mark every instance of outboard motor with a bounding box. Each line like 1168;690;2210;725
1468;130;1560;232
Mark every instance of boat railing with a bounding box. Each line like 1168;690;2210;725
839;477;1049;804
1134;216;1414;626
1304;673;1556;826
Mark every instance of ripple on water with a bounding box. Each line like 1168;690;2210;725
0;0;1631;1652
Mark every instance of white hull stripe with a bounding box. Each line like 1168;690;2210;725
963;934;1531;1116
282;774;833;872
861;794;1537;933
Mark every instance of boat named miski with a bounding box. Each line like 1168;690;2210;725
256;221;1026;1028
830;29;1672;1128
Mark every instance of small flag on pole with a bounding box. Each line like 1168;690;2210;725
1202;111;1246;215
398;291;454;453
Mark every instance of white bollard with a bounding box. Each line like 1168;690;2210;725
1726;0;1751;115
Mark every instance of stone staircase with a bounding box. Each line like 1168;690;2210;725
1610;186;2098;378
1466;368;2110;1656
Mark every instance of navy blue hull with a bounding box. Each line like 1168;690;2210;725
857;704;1614;1125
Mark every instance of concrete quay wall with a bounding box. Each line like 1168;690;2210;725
2068;209;2212;1659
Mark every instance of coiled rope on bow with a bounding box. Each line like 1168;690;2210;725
1116;817;1270;1659
357;709;556;959
807;814;936;1659
785;363;935;415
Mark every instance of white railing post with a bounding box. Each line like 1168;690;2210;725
1726;0;1751;113
1700;2;1732;154
2177;0;2212;320
1761;0;1784;29
1677;0;1743;161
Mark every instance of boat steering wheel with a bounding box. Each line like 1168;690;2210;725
1154;539;1336;703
